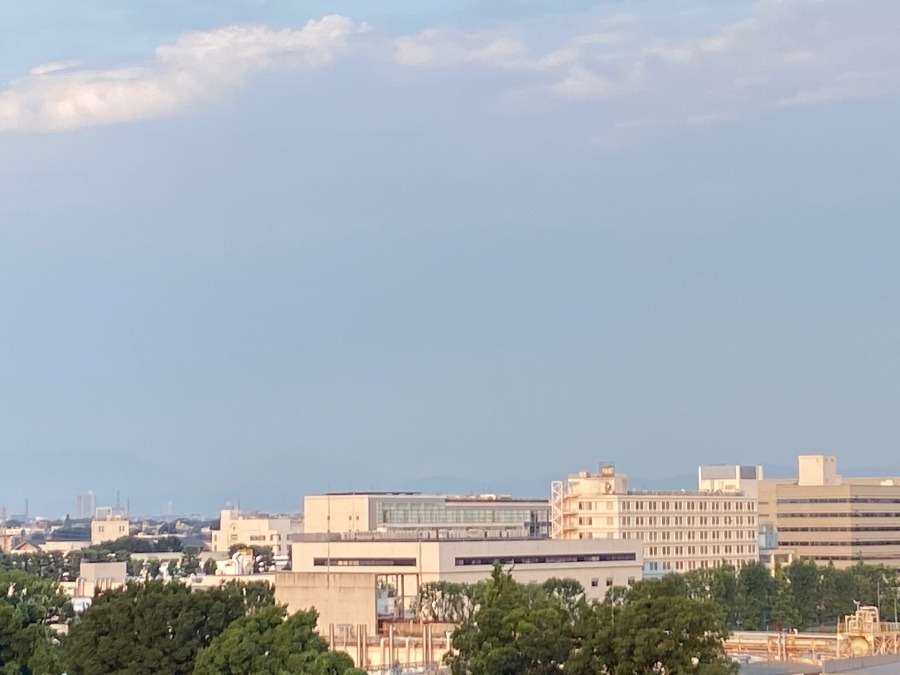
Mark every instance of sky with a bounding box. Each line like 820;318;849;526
1;0;899;518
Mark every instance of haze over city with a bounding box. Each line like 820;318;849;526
2;0;899;517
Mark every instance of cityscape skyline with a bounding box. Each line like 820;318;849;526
2;1;899;519
7;454;900;519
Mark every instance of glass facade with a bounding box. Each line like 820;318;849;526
376;499;550;538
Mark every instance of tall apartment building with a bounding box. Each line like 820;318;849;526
303;492;550;539
758;455;900;568
210;508;302;558
551;463;759;575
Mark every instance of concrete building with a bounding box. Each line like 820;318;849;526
303;492;550;539
90;514;129;545
699;464;764;498
551;463;759;575
210;508;301;558
758;455;900;568
277;536;642;634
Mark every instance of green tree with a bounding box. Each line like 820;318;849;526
203;557;218;576
447;564;573;675
0;570;69;675
738;562;777;630
783;559;821;628
416;581;480;623
193;604;360;675
64;580;274;675
146;558;162;580
569;577;736;675
254;546;275;574
180;547;201;575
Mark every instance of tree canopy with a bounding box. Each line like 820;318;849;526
446;565;736;675
193;604;363;675
64;580;274;675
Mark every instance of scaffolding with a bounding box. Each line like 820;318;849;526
550;481;565;539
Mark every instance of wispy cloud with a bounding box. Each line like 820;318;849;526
0;16;355;132
2;1;898;135
393;0;900;132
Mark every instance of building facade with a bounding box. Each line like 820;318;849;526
278;536;642;633
758;455;900;568
551;463;759;575
210;508;301;558
303;493;550;539
90;514;129;545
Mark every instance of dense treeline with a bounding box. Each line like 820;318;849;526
0;575;364;675
676;560;899;630
0;550;81;581
418;560;900;634
445;565;737;675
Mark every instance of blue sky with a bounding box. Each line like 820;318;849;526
1;1;899;517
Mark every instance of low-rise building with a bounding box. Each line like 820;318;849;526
551;463;759;575
210;508;301;558
277;536;642;634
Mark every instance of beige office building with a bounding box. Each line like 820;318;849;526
210;508;301;557
551;464;759;575
91;515;130;545
277;536;642;633
303;492;550;539
759;455;900;568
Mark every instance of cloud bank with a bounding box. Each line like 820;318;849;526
0;15;354;132
1;1;898;134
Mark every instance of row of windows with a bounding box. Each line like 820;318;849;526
646;544;756;557
577;530;756;542
779;526;900;533
577;500;754;512
780;540;900;547
778;498;900;504
620;516;755;527
378;503;548;525
649;559;753;572
313;557;417;567
777;512;900;519
456;552;637;566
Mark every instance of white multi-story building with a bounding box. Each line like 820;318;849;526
210;508;302;558
551;463;758;576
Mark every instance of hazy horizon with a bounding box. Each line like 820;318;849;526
2;1;899;518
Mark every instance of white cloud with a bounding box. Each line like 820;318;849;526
0;15;355;132
393;0;900;132
394;29;529;70
3;2;899;136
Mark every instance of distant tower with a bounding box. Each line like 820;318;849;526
75;491;96;520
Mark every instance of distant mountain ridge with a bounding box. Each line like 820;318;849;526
394;462;900;500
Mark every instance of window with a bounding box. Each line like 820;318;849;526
591;578;599;588
606;578;613;587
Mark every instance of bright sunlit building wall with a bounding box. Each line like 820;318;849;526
551;463;758;576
